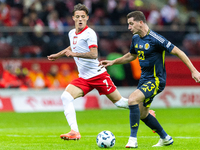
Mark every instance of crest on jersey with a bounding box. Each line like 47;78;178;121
145;43;150;50
73;36;78;45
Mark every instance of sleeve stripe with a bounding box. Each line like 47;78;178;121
89;44;98;48
149;31;165;43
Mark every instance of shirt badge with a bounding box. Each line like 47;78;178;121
145;43;150;50
73;36;78;45
139;45;143;49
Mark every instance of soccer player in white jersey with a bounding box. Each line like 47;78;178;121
47;3;155;141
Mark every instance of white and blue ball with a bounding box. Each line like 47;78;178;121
96;130;115;148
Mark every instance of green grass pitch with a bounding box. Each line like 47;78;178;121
0;108;200;150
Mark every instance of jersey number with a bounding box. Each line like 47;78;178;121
138;51;145;60
103;79;112;92
141;81;155;92
103;79;109;87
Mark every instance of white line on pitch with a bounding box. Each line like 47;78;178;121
4;135;200;139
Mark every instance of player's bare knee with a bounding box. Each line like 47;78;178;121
128;98;140;105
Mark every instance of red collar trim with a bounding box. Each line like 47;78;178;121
75;25;88;35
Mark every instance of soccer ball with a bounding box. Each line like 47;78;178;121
96;130;115;148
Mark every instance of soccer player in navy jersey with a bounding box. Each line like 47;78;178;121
99;11;200;148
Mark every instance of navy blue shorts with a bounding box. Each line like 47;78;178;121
137;79;165;107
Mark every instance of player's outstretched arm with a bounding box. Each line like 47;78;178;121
170;46;200;83
47;46;71;61
65;47;98;59
99;60;114;68
99;52;137;68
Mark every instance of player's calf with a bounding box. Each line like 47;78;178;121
149;110;156;133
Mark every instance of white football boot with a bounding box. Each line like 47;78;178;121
125;137;138;148
152;135;173;147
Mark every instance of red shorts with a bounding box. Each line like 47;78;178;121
70;71;117;95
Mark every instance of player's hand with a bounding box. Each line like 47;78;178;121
47;54;58;61
65;50;75;57
99;60;114;68
192;70;200;83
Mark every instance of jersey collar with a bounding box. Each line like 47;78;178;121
75;25;88;35
147;29;151;35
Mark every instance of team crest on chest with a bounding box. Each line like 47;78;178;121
73;36;78;45
145;43;150;50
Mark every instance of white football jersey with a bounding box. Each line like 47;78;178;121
68;25;106;79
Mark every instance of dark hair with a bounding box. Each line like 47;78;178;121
72;3;89;16
127;11;146;23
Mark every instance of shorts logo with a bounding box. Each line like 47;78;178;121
145;43;150;50
107;87;112;91
73;36;78;45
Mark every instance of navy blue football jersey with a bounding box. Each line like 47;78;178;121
130;29;175;82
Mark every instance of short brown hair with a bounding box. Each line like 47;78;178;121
72;3;89;16
127;11;146;23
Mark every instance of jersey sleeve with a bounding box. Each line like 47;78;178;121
155;34;175;53
87;29;98;48
68;29;73;39
68;29;74;46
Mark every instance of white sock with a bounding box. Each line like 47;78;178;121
61;91;79;132
114;97;129;109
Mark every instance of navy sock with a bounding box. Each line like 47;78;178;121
129;104;140;137
141;113;167;139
